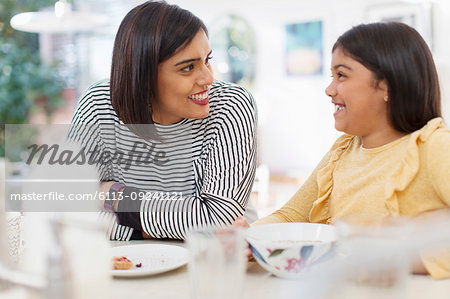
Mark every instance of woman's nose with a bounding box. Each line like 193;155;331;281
198;65;214;87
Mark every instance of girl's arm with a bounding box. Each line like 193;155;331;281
252;150;332;226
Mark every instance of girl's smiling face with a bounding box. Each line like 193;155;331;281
152;30;214;124
325;47;402;148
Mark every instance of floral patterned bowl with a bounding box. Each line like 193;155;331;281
246;223;337;279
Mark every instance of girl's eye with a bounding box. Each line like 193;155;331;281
205;55;213;65
180;64;194;72
330;71;346;81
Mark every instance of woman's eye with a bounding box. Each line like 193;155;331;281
206;55;213;64
337;72;346;78
180;64;194;72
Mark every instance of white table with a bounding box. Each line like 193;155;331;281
110;240;450;299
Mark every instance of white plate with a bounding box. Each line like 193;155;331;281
110;244;189;277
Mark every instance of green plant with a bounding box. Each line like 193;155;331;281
0;0;65;157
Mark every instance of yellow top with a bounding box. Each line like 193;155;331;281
255;118;450;279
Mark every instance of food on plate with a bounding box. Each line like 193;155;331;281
113;256;133;270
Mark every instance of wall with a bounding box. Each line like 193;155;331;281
81;0;450;176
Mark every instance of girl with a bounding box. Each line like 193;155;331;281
237;22;450;279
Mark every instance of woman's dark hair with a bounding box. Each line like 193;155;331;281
332;22;441;133
110;0;207;125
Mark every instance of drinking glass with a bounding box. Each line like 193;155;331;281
6;212;23;264
332;216;413;299
186;227;247;299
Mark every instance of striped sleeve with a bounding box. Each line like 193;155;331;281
68;81;114;182
139;83;258;239
68;81;134;241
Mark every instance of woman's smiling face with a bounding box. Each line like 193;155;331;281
152;29;214;124
325;47;392;145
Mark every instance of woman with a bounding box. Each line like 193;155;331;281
70;1;258;240
236;22;450;279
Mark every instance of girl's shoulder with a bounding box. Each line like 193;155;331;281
412;118;450;149
420;124;450;154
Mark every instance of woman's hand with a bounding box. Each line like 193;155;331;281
99;181;116;211
233;216;250;228
142;232;154;239
232;217;253;261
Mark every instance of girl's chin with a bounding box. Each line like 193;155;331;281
334;123;349;134
334;123;344;132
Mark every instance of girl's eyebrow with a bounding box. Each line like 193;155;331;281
332;64;353;71
174;50;213;67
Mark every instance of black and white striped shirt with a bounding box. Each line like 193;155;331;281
70;80;258;240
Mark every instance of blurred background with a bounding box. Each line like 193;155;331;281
1;0;450;216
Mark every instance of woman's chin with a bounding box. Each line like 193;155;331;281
191;107;210;119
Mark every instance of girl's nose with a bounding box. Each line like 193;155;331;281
325;81;336;97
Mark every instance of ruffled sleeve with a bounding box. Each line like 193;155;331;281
383;118;445;215
309;134;355;223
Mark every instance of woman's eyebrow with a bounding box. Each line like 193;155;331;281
174;58;200;66
174;50;212;66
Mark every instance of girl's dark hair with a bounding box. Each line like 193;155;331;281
332;22;441;133
110;0;207;125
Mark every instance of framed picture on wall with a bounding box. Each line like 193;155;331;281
285;20;323;76
366;2;433;49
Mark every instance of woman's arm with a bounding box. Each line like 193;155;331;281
68;82;135;241
114;83;258;239
68;81;114;183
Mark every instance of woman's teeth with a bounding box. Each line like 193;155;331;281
189;91;208;101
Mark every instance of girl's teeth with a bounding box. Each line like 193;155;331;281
335;105;345;112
